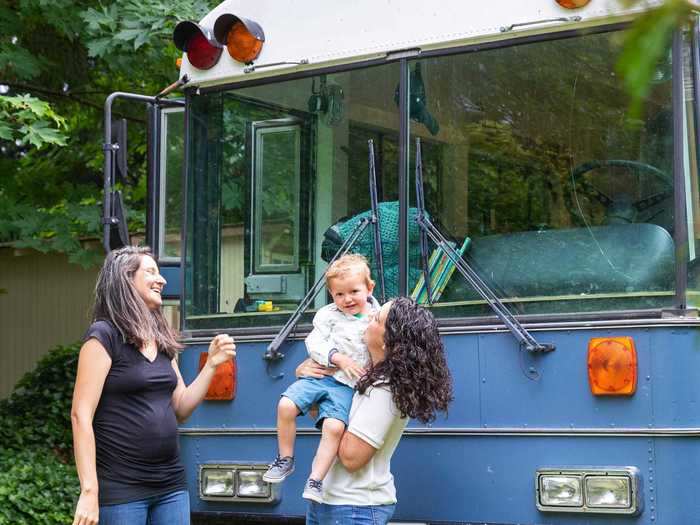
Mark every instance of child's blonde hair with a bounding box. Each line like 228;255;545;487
325;254;375;290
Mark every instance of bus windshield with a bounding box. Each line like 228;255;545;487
183;28;680;331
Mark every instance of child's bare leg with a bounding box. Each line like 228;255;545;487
309;418;345;481
277;397;299;457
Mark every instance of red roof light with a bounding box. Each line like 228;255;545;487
185;32;222;70
173;21;223;70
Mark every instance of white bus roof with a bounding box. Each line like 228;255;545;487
179;0;662;88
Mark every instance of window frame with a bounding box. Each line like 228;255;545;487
250;118;303;274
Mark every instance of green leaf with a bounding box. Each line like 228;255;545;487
134;31;150;50
86;37;113;58
617;0;693;115
115;28;144;42
0;122;12;140
0;45;44;80
18;122;67;148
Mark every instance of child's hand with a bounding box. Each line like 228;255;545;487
296;358;334;379
331;353;366;381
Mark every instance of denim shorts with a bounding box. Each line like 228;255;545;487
283;376;354;429
99;489;190;525
306;501;396;525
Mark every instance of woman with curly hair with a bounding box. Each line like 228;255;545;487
297;296;453;524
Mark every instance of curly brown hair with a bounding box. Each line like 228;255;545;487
356;297;453;423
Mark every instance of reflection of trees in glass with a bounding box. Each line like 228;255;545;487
349;125;442;216
465;120;558;235
219;97;281;226
347;126;398;216
258;129;299;267
259;129;298;220
164;111;184;256
416;30;673;239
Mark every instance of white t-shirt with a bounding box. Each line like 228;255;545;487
322;384;409;506
305;297;380;387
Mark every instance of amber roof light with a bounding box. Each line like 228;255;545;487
556;0;591;8
214;14;265;64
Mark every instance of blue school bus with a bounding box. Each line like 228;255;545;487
102;0;700;523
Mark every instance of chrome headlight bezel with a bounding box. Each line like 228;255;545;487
199;463;279;503
536;466;641;515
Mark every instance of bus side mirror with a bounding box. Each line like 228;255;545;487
107;190;130;251
111;118;128;183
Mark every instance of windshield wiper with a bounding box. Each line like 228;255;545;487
414;138;555;353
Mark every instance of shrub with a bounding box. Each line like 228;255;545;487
0;343;80;525
0;448;77;525
0;343;79;456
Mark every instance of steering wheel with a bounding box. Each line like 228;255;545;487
571;160;672;224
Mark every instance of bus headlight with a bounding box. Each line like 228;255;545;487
537;467;640;515
539;475;583;506
201;468;234;497
237;470;271;498
199;464;278;503
585;476;631;508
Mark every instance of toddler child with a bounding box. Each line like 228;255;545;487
262;254;380;503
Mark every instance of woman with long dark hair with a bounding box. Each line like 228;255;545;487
299;296;453;524
71;247;235;525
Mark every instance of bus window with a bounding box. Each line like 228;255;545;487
407;29;676;318
159;107;185;260
184;64;400;330
250;119;301;275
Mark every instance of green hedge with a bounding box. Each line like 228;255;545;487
0;343;80;525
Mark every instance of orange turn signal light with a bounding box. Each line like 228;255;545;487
214;14;265;64
587;337;637;396
555;0;591;8
198;352;236;401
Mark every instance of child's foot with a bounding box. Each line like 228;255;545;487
302;478;323;503
262;455;295;483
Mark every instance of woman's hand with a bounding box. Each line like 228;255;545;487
172;334;236;422
296;358;334;379
206;334;236;369
72;490;98;525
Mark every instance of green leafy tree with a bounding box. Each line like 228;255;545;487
0;0;214;266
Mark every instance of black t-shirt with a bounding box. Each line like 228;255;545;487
85;320;186;505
